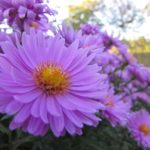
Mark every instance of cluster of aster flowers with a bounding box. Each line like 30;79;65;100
79;24;150;148
0;0;56;32
0;1;150;149
56;23;150;148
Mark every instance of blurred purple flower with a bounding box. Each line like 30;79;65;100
101;93;131;127
128;109;150;148
80;24;100;35
0;0;56;31
58;24;82;46
101;33;118;50
58;24;104;62
100;32;137;65
127;64;150;83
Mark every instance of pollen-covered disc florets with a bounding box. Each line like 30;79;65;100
34;64;69;95
139;124;150;135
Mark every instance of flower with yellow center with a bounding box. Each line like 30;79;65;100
31;21;38;28
109;46;120;55
0;30;106;137
139;124;150;136
106;100;114;106
34;64;69;95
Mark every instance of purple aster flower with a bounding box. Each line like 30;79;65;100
58;24;103;49
80;24;100;35
58;24;104;62
101;92;131;127
128;109;150;148
101;32;118;50
0;30;107;137
101;32;136;64
117;43;137;65
0;0;56;31
93;32;138;76
120;49;137;65
79;34;104;51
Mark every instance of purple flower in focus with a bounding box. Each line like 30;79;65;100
0;0;56;31
128;109;150;148
0;30;107;137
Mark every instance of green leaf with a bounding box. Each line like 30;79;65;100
0;123;10;135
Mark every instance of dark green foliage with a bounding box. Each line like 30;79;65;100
1;92;150;150
0;115;147;150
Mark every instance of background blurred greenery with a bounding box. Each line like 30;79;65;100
127;38;150;66
65;0;150;66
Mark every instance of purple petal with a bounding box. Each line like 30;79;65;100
6;100;23;115
14;89;42;103
31;97;41;117
9;120;21;130
55;95;76;110
47;97;62;116
63;109;83;128
53;116;64;132
40;95;48;123
64;115;76;135
14;104;31;123
49;115;62;137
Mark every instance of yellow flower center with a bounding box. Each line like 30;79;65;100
109;46;119;55
106;100;114;106
33;64;69;95
31;21;38;28
139;124;150;135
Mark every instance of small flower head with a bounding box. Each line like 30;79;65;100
101;93;131;127
128;109;150;148
80;24;100;35
0;0;56;31
58;24;82;46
